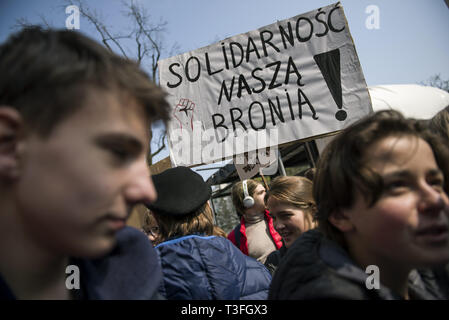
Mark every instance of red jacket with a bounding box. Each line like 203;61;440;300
227;210;282;256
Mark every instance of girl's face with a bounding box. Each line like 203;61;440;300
341;135;449;271
267;198;309;248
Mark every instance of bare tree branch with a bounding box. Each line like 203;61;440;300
14;17;32;29
150;131;167;160
420;74;449;93
67;0;131;57
146;129;166;165
123;0;166;80
37;13;53;28
14;17;45;30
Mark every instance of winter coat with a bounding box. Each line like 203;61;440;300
269;228;449;300
156;234;272;300
0;226;163;300
227;210;282;255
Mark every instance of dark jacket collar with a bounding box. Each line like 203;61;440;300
318;230;446;300
1;226;163;300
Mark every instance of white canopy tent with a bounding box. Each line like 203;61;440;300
315;84;449;154
369;84;449;119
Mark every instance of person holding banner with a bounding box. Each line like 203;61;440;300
146;166;272;300
228;179;282;264
269;110;449;300
264;176;317;275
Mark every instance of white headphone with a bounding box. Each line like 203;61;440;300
242;180;255;208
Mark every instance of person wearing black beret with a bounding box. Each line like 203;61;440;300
146;166;272;300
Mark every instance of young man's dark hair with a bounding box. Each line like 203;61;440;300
0;26;169;136
428;105;449;144
0;27;170;300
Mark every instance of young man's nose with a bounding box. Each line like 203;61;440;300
125;162;157;205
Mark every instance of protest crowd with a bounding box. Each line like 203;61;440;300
1;17;449;301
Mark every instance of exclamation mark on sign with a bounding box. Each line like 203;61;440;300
313;48;347;121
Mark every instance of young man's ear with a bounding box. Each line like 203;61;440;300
328;209;355;233
0;107;23;181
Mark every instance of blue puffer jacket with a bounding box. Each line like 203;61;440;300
156;234;271;300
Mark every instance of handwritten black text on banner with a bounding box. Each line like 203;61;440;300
159;2;372;166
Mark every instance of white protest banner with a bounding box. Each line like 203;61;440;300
159;2;372;166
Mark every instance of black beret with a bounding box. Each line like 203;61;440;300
146;166;211;217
